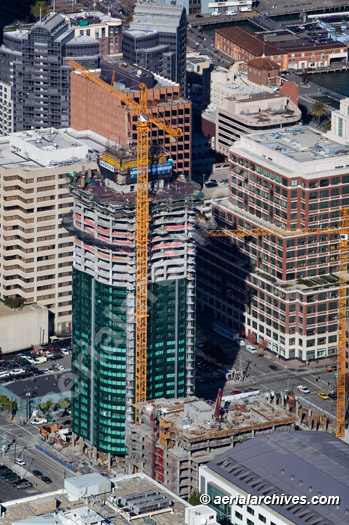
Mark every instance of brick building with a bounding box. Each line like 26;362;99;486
215;28;288;70
247;57;280;86
197;126;349;362
70;69;192;178
215;27;348;71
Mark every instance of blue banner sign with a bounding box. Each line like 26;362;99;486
130;161;173;179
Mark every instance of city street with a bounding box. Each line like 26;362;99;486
195;323;338;420
0;413;77;493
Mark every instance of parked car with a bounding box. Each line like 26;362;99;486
61;349;70;355
5;474;20;483
246;345;257;354
15;458;26;466
231;390;242;395
269;365;279;371
16;480;32;489
10;369;25;376
297;385;310;394
32;470;43;478
317;392;329;400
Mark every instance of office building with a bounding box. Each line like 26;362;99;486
122;4;187;96
200;431;349;525
0;303;48;354
328;97;349;144
67;152;201;454
0;127;107;335
62;10;122;56
70;63;192;178
0;81;13;136
0;12;100;136
205;66;301;156
126;395;296;499
197;126;349;361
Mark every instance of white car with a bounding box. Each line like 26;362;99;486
31;418;47;425
246;345;257;354
297;385;311;394
10;369;25;376
56;364;64;371
15;458;26;466
61;349;70;355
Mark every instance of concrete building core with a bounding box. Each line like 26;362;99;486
126;395;296;499
68;153;202;454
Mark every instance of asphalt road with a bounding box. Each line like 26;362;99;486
0;413;76;491
187;25;231;67
195;323;339;420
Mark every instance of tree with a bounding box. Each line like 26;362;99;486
188;490;201;506
311;101;327;124
323;119;331;132
57;397;71;409
30;1;50;19
38;400;54;413
247;332;256;345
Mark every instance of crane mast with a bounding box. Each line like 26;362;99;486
67;60;182;423
135;85;149;421
208;211;348;438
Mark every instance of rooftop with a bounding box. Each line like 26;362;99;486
136;395;295;445
264;29;347;51
0;128;107;171
206;431;349;525
252;126;349;162
0;303;46;318
72;176;201;210
129;4;185;33
216;27;281;57
4;474;190;525
64;11;122;26
248;56;280;71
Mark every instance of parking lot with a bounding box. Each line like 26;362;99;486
0;340;72;391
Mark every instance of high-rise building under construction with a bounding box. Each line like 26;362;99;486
66;149;201;455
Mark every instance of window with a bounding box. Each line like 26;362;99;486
338;117;343;137
247;507;255;516
258;514;266;523
235;511;243;520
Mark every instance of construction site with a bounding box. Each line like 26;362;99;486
126;393;299;500
64;146;202;455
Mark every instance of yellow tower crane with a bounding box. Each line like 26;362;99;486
208;208;349;438
67;59;182;422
